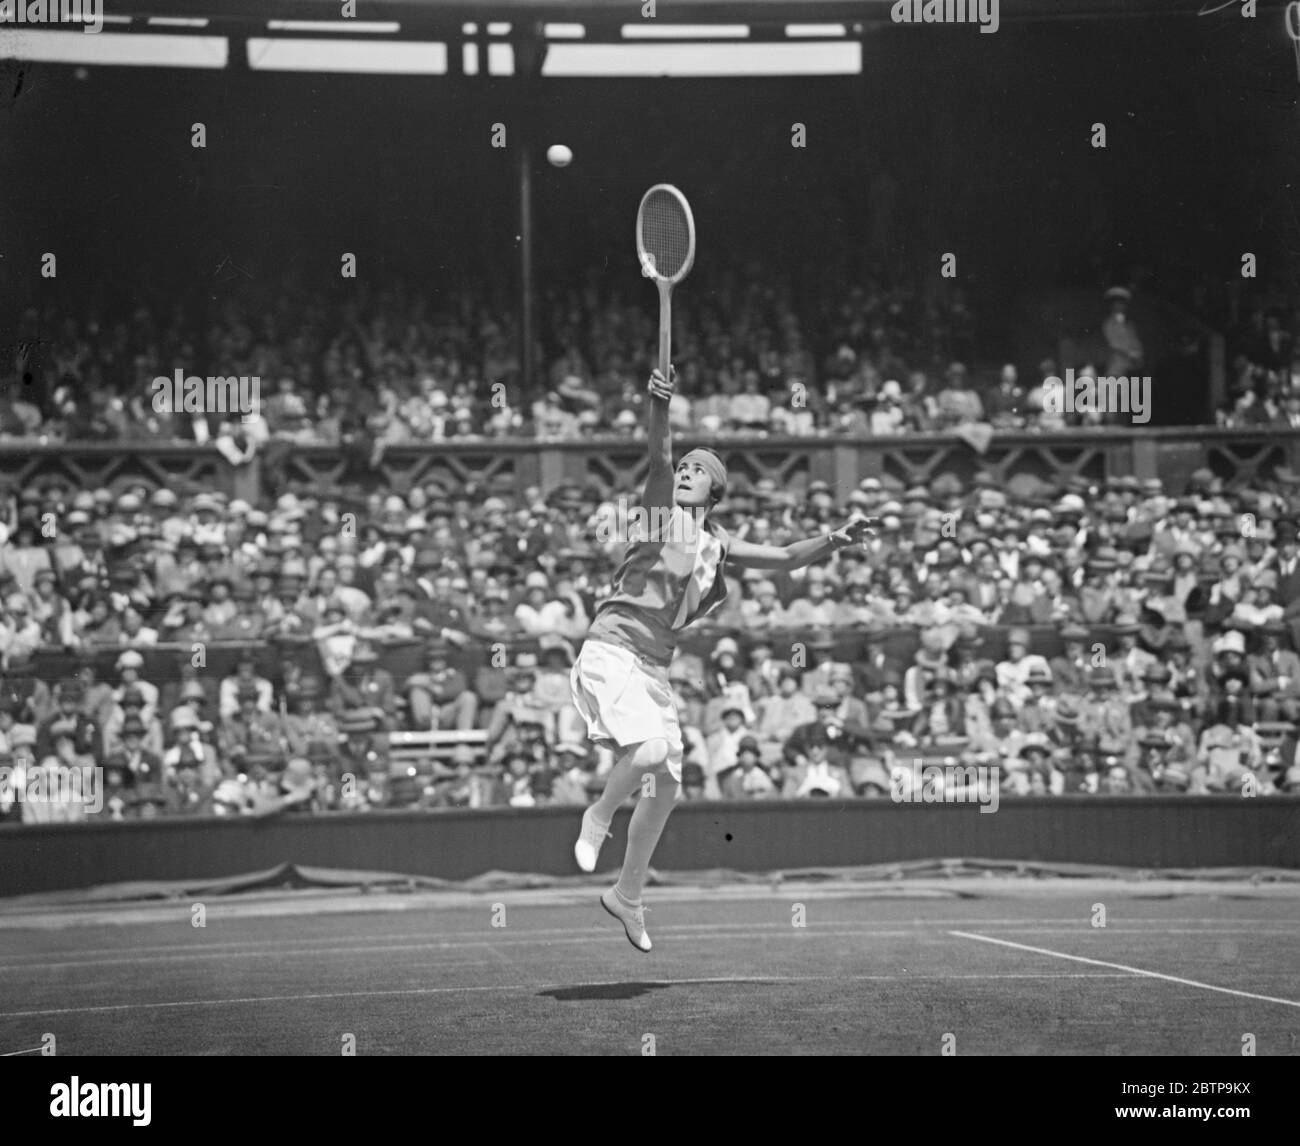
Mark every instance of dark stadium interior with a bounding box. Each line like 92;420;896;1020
5;15;1297;344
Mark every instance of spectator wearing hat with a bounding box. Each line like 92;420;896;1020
513;571;569;636
336;711;390;796
1248;622;1300;722
1193;714;1262;794
1002;733;1055;797
103;687;165;759
994;628;1051;710
106;716;165;800
984;364;1025;428
221;684;288;767
1078;665;1134;756
1111;615;1158;698
311;597;359;678
1204;547;1249;630
0;516;54;595
717;736;778;799
739;578;791;631
35;681;101;761
868;380;907;435
1131;689;1195;763
1205;629;1250;712
154;663;212;724
282;680;341;766
324;558;373;622
704;700;756;787
783;567;837;629
113;650;159;717
1098;287;1143;377
782;688;869;779
1230;580;1284;632
488;712;554;778
158;588;214;644
27;567;76;648
797;639;849;705
549;742;600;805
831;577;877;628
488;661;563;763
1078;552;1119;624
700;636;742;698
1014;663;1058;734
162;725;222;817
438;754;506;809
151;536;205;600
24;721;95;824
755;667;816;765
331;643;398;730
219;654;274;719
742;639;785;702
406;641;478;733
934;362;984;428
912;670;967;744
895;627;942;710
0;696;36;759
469;584;527;642
1158;631;1200;713
785;723;853;798
0;592;43;667
1050;624;1095;696
195;572;239;630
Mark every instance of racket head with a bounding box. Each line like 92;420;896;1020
636;183;696;286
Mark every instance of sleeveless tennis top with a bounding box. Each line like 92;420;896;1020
587;505;731;668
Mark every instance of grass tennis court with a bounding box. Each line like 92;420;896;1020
1;879;1296;1055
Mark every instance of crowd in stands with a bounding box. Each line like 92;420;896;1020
4;267;1226;448
1218;297;1300;428
4;457;1300;824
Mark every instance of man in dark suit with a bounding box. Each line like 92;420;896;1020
1273;520;1300;650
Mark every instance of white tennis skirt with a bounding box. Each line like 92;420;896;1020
570;639;684;781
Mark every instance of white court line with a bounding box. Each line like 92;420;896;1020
0;973;1137;1020
2;917;1295;958
3;918;1297;964
0;928;934;972
950;931;1300;1010
4;924;1300;975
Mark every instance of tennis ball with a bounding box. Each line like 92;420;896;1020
546;144;573;168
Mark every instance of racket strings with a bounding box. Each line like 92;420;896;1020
639;190;692;279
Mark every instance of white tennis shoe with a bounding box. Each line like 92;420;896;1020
601;887;652;953
574;807;611;873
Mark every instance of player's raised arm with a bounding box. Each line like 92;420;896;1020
642;366;675;511
728;515;878;572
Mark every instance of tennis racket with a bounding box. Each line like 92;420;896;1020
636;184;696;382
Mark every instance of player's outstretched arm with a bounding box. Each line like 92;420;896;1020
643;366;675;511
729;516;877;572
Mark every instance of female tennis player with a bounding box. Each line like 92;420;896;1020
571;365;876;952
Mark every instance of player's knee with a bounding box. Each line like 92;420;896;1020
635;737;670;770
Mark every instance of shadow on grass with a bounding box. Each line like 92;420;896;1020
538;982;677;1001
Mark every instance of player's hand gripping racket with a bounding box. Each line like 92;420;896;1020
637;184;696;386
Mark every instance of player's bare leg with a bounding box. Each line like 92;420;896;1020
574;736;668;872
597;761;678;952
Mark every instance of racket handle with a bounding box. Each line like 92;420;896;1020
658;282;672;380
